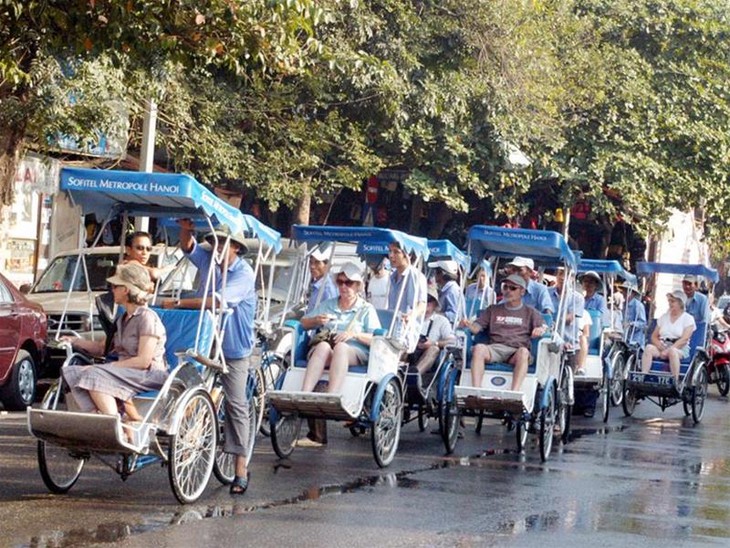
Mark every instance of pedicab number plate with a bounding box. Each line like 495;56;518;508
630;373;672;385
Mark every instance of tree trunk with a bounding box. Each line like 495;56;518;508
292;180;311;225
428;202;453;239
0;121;27;209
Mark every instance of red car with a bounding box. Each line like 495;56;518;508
0;271;47;410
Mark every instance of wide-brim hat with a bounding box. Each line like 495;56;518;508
667;289;687;306
579;270;601;284
107;263;152;293
617;283;641;295
310;245;331;262
428;259;459;277
427;287;440;304
205;227;248;255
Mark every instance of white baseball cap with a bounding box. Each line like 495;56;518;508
337;262;364;282
507;256;534;270
310;246;331;262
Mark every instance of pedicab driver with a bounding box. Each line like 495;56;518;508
461;274;547;392
161;220;256;496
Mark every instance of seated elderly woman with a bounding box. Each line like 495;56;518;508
300;262;381;394
641;289;696;383
62;263;167;421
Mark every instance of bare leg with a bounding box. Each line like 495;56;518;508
641;344;661;372
326;343;361;394
415;346;440;375
576;329;589;372
301;343;333;392
509;348;530;391
235;454;247;479
471;344;491;388
88;390;118;415
666;347;682;382
123;400;143;421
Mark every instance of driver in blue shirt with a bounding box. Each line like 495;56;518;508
505;257;553;315
683;274;709;325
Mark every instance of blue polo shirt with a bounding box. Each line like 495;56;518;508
685;291;709;325
306;274;338;314
584;292;609;327
549;286;583;346
526;279;554;314
624;297;646;346
187;241;256;360
438;279;463;324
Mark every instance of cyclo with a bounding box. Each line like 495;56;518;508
574;258;637;422
622;262;717;424
447;225;576;460
266;225;430;467
399;238;468;447
27;167;281;503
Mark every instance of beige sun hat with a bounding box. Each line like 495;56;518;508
107;263;152;293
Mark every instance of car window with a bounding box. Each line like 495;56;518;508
0;279;13;303
32;253;118;292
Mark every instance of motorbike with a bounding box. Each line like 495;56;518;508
708;323;730;396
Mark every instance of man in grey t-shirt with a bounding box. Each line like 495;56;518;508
462;274;546;391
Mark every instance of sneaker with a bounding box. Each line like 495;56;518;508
583;407;595;418
575;369;586;377
296;437;325;448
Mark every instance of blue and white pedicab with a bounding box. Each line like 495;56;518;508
575;258;637;422
464;259;494;321
266;225;429;467
27;167;281;503
448;226;577;461
395;239;469;449
622;262;717;424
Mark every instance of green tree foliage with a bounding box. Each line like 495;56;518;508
0;0;323;206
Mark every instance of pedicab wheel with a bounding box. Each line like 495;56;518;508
417;405;429;432
438;370;460;454
558;367;572;444
37;384;86;494
371;378;403;468
515;421;529;453
539;386;556;462
270;410;302;459
691;366;708;424
475;411;485;434
168;390;217;504
622;381;636;417
717;364;730;397
601;370;610;423
609;352;626;407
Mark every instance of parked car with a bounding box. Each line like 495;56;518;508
0;271;47;410
27;245;180;374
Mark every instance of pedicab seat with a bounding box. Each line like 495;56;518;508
649;321;706;375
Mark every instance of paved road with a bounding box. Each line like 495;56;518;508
2;394;730;547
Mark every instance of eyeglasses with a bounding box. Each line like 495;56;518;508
134;245;153;252
501;283;521;292
336;279;356;287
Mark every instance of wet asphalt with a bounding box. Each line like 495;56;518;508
2;394;730;547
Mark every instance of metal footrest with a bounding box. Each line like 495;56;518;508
268;390;360;420
455;386;526;415
27;408;141;454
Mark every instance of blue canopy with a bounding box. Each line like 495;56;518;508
578;259;637;285
60;167;281;252
466;225;577;270
427;239;470;272
636;262;719;282
292;225;430;259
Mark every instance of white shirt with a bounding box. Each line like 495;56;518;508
657;312;695;340
367;274;390;310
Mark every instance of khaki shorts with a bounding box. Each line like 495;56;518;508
480;343;532;364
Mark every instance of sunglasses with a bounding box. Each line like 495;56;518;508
501;283;521;292
336;279;357;287
134;245;153;252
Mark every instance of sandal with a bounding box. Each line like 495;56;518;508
230;472;250;495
